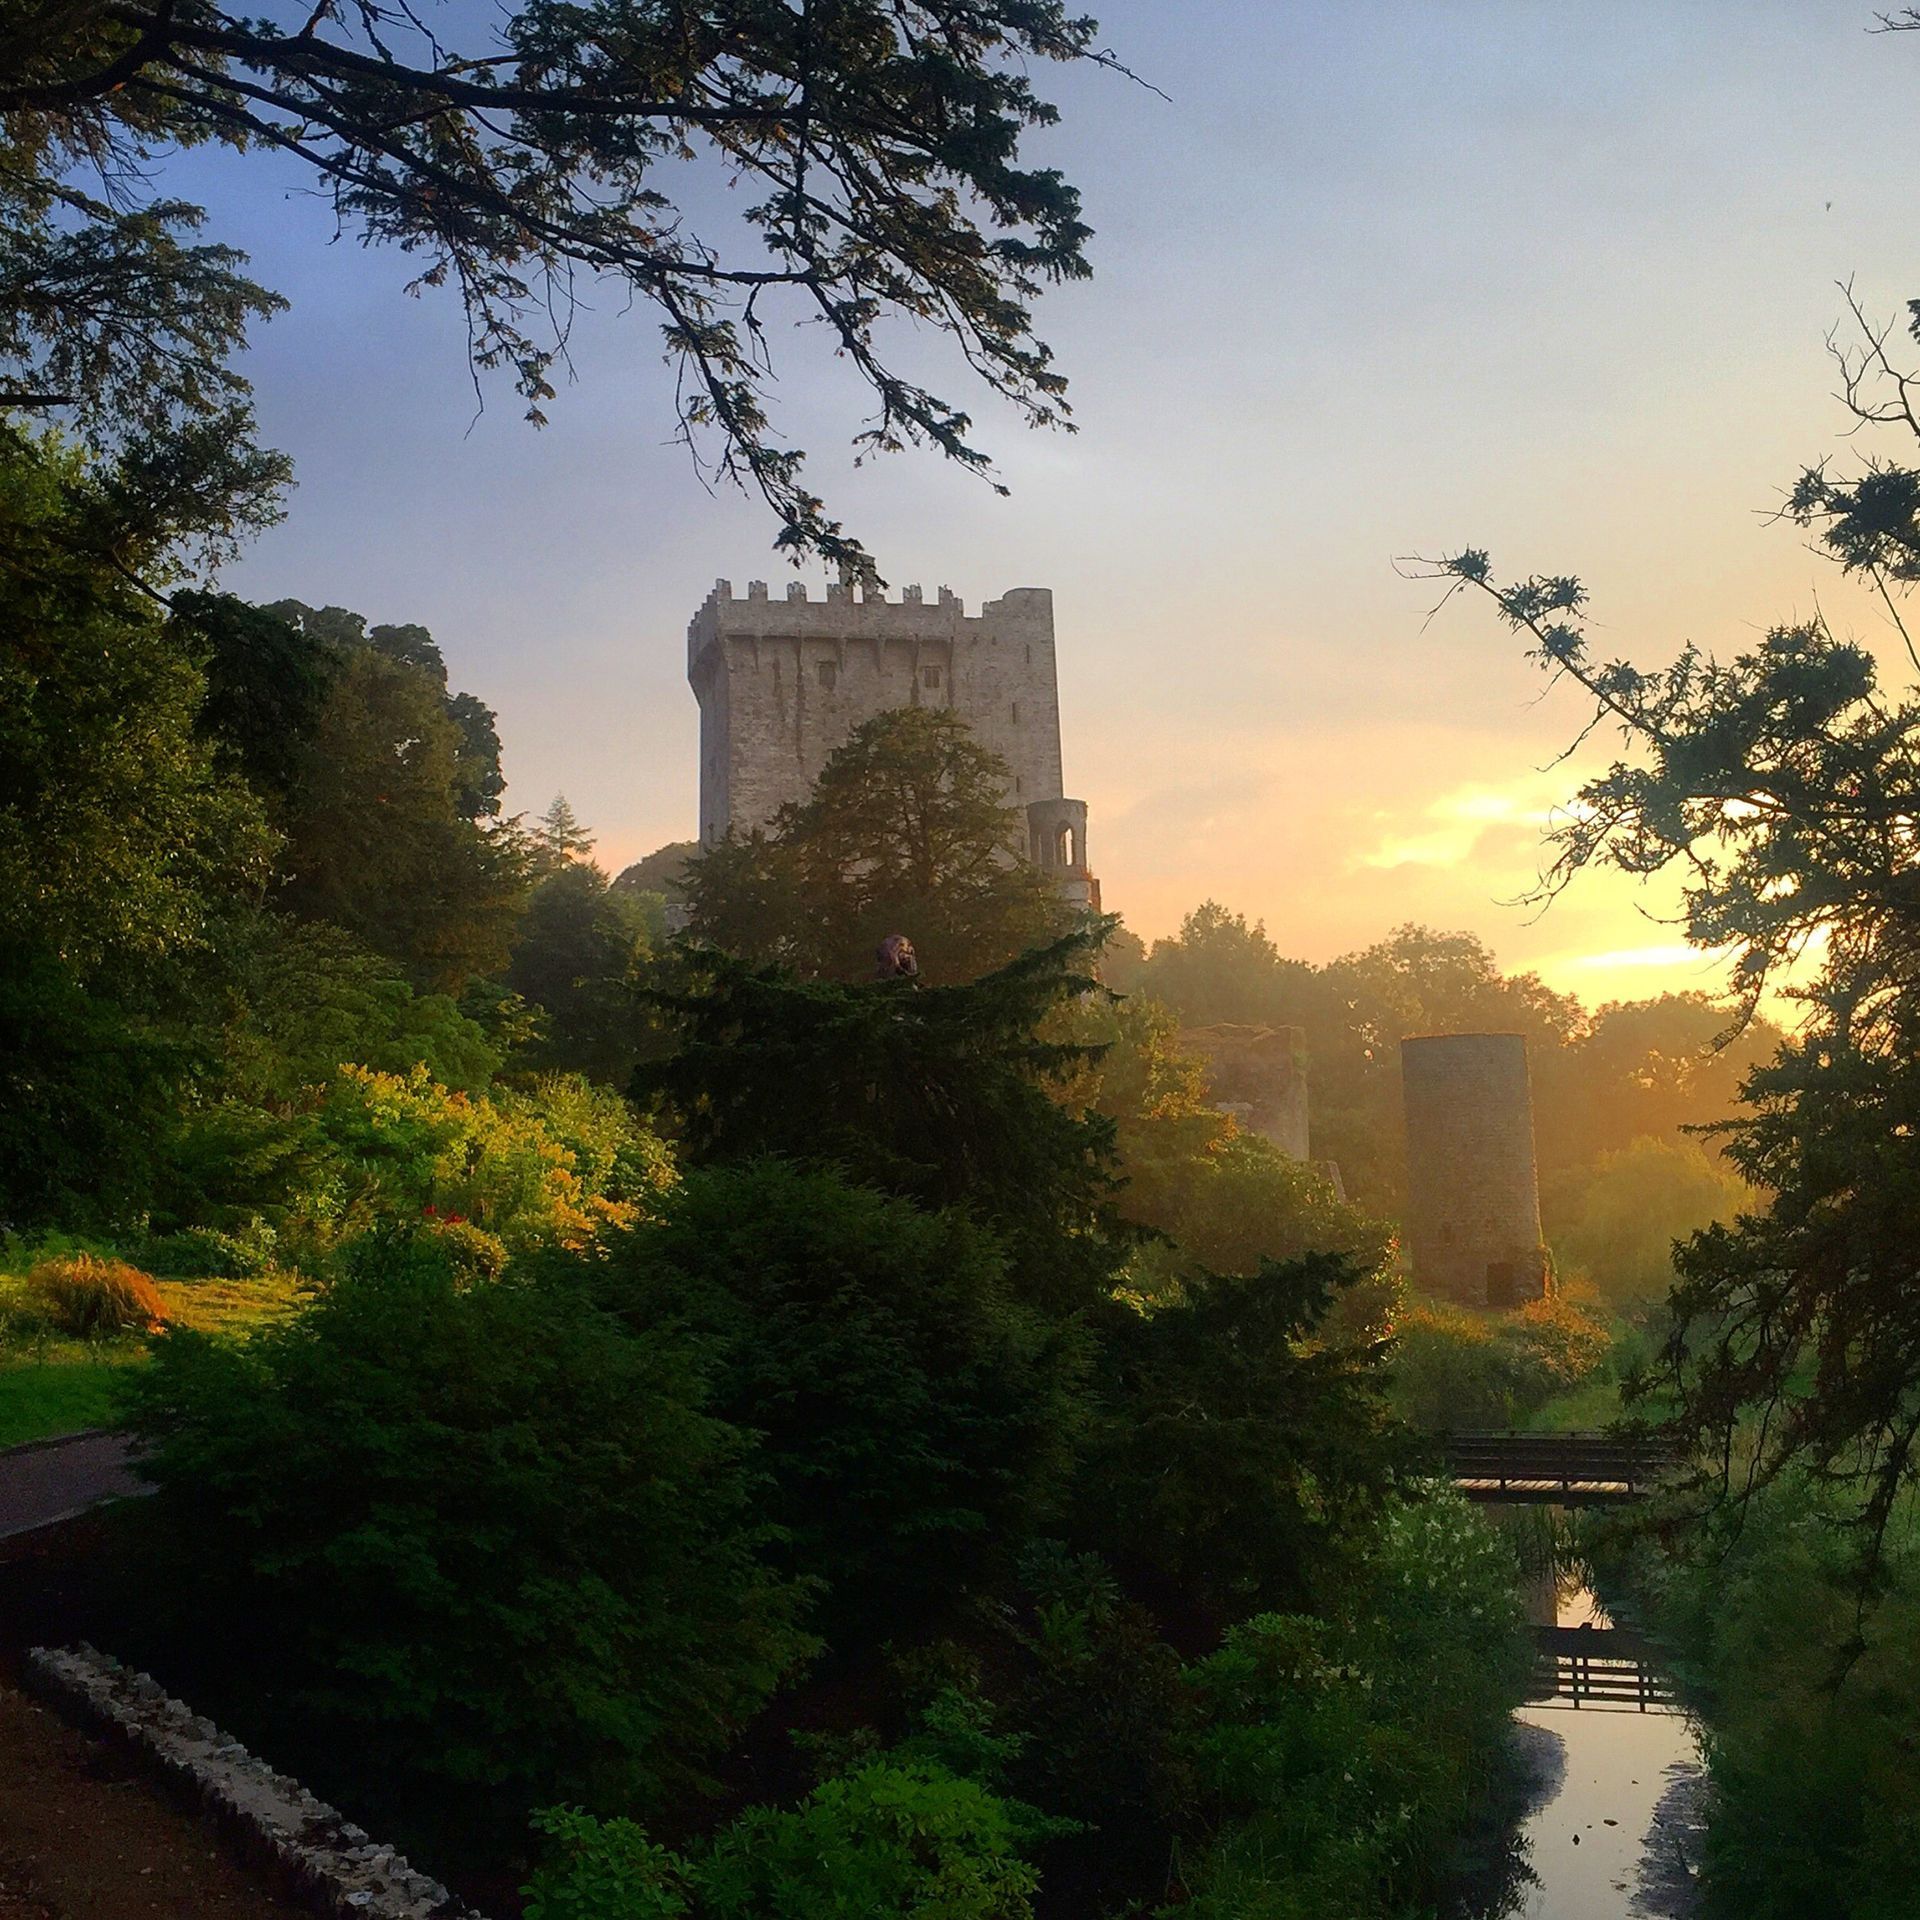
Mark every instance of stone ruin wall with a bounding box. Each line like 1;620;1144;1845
1399;1031;1549;1308
1176;1023;1312;1162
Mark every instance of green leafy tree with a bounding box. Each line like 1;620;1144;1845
263;598;508;822
0;433;273;978
125;1232;811;1857
1179;1495;1530;1920
682;707;1072;984
216;914;505;1100
509;861;661;1082
1532;991;1782;1220
1556;1135;1758;1314
268;622;525;988
1056;992;1392;1298
0;430;273;1222
614;839;699;904
0;1;1118;568
1072;1252;1410;1624
171;591;340;816
1132;902;1314;1027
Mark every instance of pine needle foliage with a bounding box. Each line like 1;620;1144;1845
637;920;1133;1313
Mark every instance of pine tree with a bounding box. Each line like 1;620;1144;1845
533;794;596;871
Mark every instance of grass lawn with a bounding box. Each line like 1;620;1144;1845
0;1350;145;1448
0;1270;305;1448
1524;1373;1627;1432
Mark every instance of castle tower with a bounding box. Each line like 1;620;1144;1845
686;577;1096;903
1400;1032;1549;1308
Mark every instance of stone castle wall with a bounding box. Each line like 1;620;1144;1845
688;579;1066;842
1400;1032;1549;1307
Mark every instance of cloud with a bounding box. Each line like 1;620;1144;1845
1352;778;1561;873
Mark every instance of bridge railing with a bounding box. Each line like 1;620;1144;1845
1441;1430;1683;1499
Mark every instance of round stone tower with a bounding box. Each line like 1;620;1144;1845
1400;1032;1549;1308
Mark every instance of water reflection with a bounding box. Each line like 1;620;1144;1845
1460;1511;1706;1920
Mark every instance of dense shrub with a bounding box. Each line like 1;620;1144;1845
23;1254;169;1337
584;1162;1087;1626
1073;1253;1410;1621
1388;1291;1613;1430
139;1223;277;1279
1178;1492;1530;1920
122;1231;812;1858
701;1762;1039;1920
524;1761;1039;1920
1637;1478;1920;1920
167;1063;674;1267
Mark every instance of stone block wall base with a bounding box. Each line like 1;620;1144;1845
23;1644;488;1920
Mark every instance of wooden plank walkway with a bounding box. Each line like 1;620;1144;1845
1443;1431;1679;1504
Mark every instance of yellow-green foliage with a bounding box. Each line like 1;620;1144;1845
1556;1134;1757;1313
1058;994;1394;1302
1389;1290;1614;1431
21;1253;169;1337
152;1272;306;1337
284;1065;673;1263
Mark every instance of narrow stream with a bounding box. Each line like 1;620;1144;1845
1465;1525;1710;1919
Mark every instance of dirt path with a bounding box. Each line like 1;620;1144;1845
0;1682;306;1920
0;1437;143;1542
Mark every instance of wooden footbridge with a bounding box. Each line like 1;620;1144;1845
1527;1624;1679;1713
1442;1431;1679;1506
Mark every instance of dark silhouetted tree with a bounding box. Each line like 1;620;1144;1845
0;2;1124;568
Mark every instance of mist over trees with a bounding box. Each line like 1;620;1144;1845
1108;901;1777;1252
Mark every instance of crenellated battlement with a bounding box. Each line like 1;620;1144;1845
687;578;1053;678
701;577;966;610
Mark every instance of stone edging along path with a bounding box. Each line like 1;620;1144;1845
24;1644;489;1920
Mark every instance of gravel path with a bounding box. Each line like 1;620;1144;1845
0;1436;144;1542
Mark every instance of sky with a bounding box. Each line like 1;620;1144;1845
162;1;1920;1006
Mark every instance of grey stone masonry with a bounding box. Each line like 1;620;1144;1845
24;1645;489;1920
1400;1032;1550;1309
687;578;1095;904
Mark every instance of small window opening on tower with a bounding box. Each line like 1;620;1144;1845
922;666;943;690
1015;777;1023;795
816;661;837;690
1025;644;1032;664
1057;826;1076;868
1010;701;1020;724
